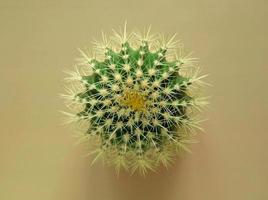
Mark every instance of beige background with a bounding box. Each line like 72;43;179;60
1;0;268;199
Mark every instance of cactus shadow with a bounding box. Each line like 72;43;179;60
107;157;186;200
55;144;188;200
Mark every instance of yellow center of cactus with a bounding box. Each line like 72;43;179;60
119;89;147;111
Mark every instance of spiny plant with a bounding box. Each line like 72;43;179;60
62;24;208;175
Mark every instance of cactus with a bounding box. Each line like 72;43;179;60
62;24;208;175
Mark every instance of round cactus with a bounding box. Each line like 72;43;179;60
62;24;208;175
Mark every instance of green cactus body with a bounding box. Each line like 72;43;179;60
62;24;208;175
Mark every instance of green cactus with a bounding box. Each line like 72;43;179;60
62;24;208;175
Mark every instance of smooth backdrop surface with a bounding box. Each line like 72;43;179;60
0;0;268;199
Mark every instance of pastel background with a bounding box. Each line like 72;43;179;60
0;0;267;199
